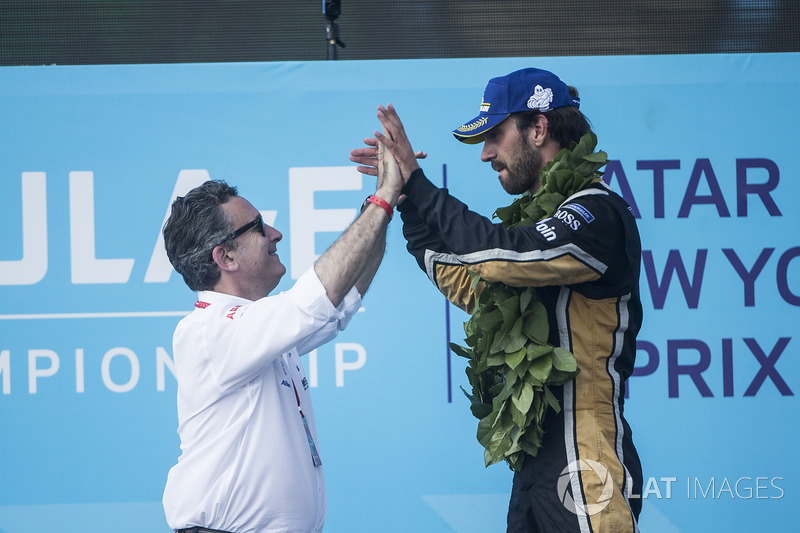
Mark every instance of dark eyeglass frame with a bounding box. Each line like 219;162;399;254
225;214;265;243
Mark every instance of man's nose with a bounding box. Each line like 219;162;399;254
267;226;283;243
480;141;495;163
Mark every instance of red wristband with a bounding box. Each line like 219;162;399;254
363;195;393;220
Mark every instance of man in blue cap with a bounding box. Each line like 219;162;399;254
352;67;643;532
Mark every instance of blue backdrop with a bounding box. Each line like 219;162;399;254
1;53;798;532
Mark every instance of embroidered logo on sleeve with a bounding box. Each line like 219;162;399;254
562;203;595;223
554;203;596;231
535;219;558;241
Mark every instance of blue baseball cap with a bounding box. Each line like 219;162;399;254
452;67;580;144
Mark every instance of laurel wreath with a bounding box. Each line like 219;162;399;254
450;132;608;471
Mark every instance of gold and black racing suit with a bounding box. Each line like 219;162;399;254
398;168;644;533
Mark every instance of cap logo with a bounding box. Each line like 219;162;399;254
480;102;490;112
527;85;554;111
456;116;488;133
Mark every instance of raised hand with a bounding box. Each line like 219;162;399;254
350;103;427;182
349;137;380;177
374;103;426;185
376;131;403;203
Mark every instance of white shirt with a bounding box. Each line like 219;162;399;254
163;269;361;533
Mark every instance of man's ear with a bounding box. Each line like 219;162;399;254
530;114;550;147
212;245;239;272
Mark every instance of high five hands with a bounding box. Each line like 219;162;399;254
350;104;427;191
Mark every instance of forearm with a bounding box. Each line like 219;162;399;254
399;195;446;272
314;195;394;307
354;223;387;297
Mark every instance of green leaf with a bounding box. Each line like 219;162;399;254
503;318;527;353
464;365;476;385
554;168;573;188
494;202;524;225
476;418;492;446
548;367;580;386
477;409;500;445
505;347;526;369
519;288;534;313
509;401;527;429
522;201;546;221
537;192;565;214
522;301;549;342
494;380;515;403
496;293;520;325
486;352;507;367
459;385;477;404
475;308;503;330
505;368;520;389
521;427;542;450
463;332;480;348
489;382;505;396
470;402;493;419
528;355;553;382
507;424;522;444
526;342;553;361
478;283;494;306
499;401;514;431
477;329;492;357
514;355;532;377
489;328;509;354
449;343;473;359
512;380;534;414
543;385;561;413
484;447;505;468
475;352;490;373
552;347;578;372
467;269;482;285
581;151;608;163
518;438;540;458
488;424;512;460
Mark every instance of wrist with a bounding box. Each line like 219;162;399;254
361;195;394;219
373;188;401;208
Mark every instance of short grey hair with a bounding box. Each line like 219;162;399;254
163;180;239;291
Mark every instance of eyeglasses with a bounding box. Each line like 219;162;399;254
225;214;265;242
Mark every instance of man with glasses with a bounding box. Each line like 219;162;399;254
161;145;401;533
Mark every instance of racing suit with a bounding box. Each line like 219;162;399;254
397;168;644;533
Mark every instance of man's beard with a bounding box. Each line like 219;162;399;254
498;134;544;195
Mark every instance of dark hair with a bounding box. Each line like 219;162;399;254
512;86;592;149
163;180;239;291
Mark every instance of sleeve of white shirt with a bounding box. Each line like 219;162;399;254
295;274;361;355
203;268;362;391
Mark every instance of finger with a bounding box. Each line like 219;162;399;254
414;151;428;160
349;156;377;168
377;105;401;134
350;147;378;157
376;119;396;143
378;107;410;147
374;130;392;145
384;103;404;127
354;165;378;176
